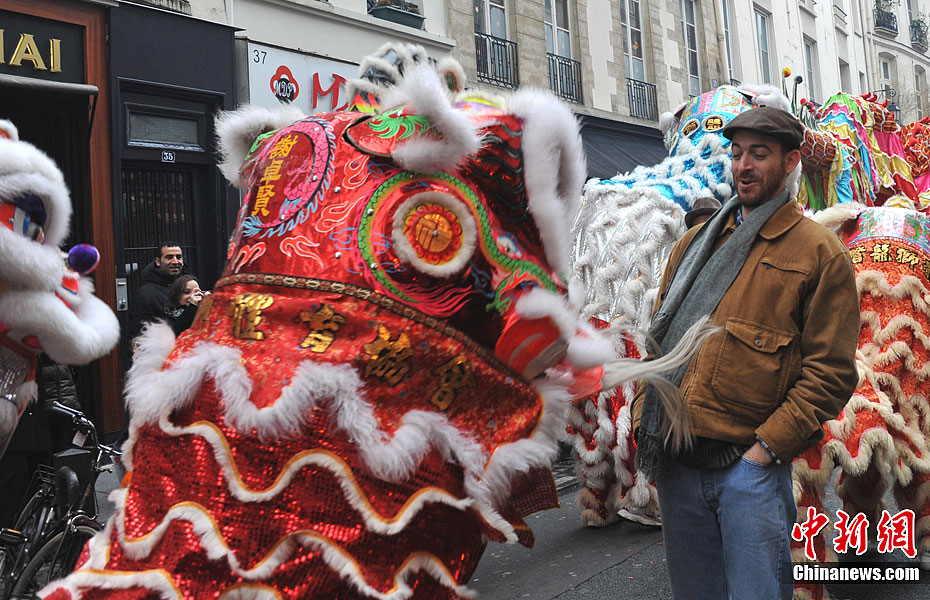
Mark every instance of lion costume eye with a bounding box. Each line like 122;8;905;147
390;191;477;277
1;199;46;243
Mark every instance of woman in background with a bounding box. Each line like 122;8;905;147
163;274;207;335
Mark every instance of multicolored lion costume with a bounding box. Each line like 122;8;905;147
571;83;930;597
40;47;704;599
0;119;119;459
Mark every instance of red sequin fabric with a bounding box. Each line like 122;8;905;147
42;94;574;598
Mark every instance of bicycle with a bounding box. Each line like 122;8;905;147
0;402;122;599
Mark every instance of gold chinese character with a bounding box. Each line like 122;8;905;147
252;184;275;217
297;305;347;352
849;247;865;264
362;325;412;386
430;355;476;411
269;134;299;159
871;243;891;263
923;260;930;281
261;158;283;184
229;293;274;340
895;247;921;268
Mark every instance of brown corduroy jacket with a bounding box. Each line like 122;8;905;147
630;199;860;463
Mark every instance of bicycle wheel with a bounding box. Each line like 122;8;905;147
14;491;49;533
10;525;97;598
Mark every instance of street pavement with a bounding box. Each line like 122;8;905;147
470;459;930;600
92;457;929;599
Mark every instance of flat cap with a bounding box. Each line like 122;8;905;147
721;106;804;150
685;196;722;228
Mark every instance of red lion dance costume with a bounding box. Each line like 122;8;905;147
41;47;702;599
792;204;930;599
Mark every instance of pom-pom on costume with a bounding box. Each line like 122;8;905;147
0;119;119;459
40;46;709;599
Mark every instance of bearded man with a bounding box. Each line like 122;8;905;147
128;241;184;337
631;107;860;599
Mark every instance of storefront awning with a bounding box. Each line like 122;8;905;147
577;113;669;181
0;74;98;97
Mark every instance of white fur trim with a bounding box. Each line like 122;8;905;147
348;55;401;99
105;489;477;599
508;89;586;276
857;272;930;313
217;585;283;600
40;568;181;600
0;137;71;246
436;57;466;93
215;104;306;188
812;202;865;232
659;109;682;136
379;63;481;173
513;288;612;368
0;284;119;365
566;326;614;368
151;413;504;538
739;83;791;112
390;191;477;277
0;119;19;141
346;42;431;99
514;288;577;340
0;229;64;291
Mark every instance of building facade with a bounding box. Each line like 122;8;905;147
221;1;455;114
0;0;237;431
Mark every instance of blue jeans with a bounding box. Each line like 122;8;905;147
655;456;796;600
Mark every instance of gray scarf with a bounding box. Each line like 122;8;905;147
636;188;791;479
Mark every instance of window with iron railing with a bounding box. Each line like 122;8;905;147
474;0;518;88
627;78;657;121
911;21;928;49
475;33;519;88
547;53;582;103
874;7;899;34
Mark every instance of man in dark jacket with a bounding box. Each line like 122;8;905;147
128;242;184;337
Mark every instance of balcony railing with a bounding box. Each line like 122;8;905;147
627;78;658;121
547;53;583;104
874;8;898;35
912;22;928;51
475;32;519;89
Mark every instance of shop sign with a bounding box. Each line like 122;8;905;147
0;10;85;84
248;42;356;115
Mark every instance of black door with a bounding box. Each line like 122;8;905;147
119;163;205;296
113;83;228;372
